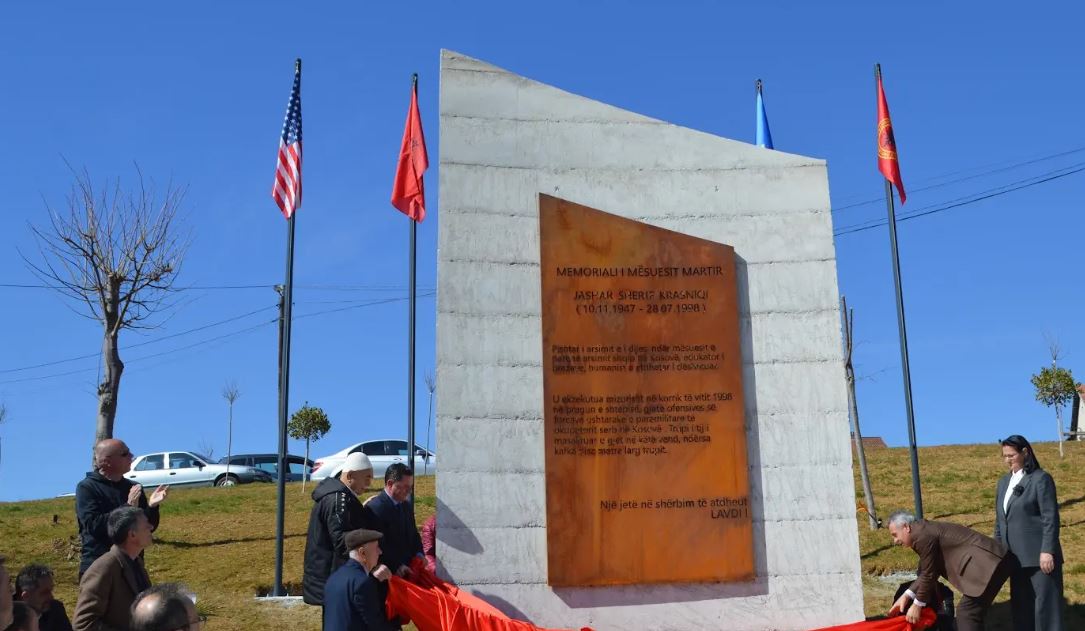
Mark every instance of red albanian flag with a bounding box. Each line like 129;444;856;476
391;78;429;222
876;72;906;204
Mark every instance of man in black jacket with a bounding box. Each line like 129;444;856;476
303;452;387;607
75;439;168;576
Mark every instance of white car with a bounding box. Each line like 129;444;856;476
126;451;272;487
310;440;436;480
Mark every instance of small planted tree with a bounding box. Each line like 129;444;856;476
287;402;331;490
1031;340;1080;458
222;381;240;479
424;372;436;475
0;401;7;467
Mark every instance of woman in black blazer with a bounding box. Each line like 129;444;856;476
993;435;1064;630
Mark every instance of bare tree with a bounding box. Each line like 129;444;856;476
424;372;436;475
197;438;216;461
25;167;187;455
841;297;878;529
0;401;8;467
222;381;240;479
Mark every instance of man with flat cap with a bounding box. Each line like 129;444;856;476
322;529;399;631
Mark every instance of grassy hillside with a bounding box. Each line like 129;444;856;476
0;476;434;630
2;442;1083;630
854;439;1085;629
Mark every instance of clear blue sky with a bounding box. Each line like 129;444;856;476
1;3;1082;501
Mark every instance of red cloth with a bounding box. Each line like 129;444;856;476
391;79;429;222
810;608;937;631
876;71;906;204
387;557;926;631
421;515;437;573
386;558;592;631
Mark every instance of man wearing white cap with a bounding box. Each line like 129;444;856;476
303;452;386;609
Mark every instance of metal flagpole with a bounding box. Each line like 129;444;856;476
405;74;419;505
274;207;296;596
407;193;417;490
272;58;301;597
877;64;923;519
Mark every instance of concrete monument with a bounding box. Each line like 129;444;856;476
436;50;862;630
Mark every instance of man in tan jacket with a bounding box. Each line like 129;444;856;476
888;510;1014;631
74;506;154;631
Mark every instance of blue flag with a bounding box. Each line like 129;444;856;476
756;81;773;149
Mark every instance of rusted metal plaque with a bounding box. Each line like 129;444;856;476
540;194;753;587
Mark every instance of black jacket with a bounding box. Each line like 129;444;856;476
368;491;422;572
303;477;377;605
75;472;160;575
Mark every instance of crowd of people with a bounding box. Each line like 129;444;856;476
0;433;1067;630
1;438;436;631
300;452;430;630
887;434;1066;631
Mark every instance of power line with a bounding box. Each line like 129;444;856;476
0;282;434;292
0;292;435;386
833;163;1085;237
831;144;1085;212
293;293;436;320
0;305;279;375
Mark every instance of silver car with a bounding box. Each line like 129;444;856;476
310;440;436;480
126;451;271;487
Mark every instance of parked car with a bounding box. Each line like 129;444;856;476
217;453;313;482
126;451;272;487
310;440;436;480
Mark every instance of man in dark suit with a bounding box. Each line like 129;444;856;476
323;529;398;631
73;506;153;631
366;464;423;577
887;510;1013;631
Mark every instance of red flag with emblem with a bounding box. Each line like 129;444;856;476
392;78;429;222
876;73;906;204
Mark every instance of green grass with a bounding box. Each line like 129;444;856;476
0;477;434;631
4;442;1085;629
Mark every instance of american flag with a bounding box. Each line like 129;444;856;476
272;60;303;219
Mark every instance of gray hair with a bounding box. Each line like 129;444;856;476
887;510;917;528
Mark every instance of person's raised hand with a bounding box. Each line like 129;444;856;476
148;485;169;507
127;484;143;507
